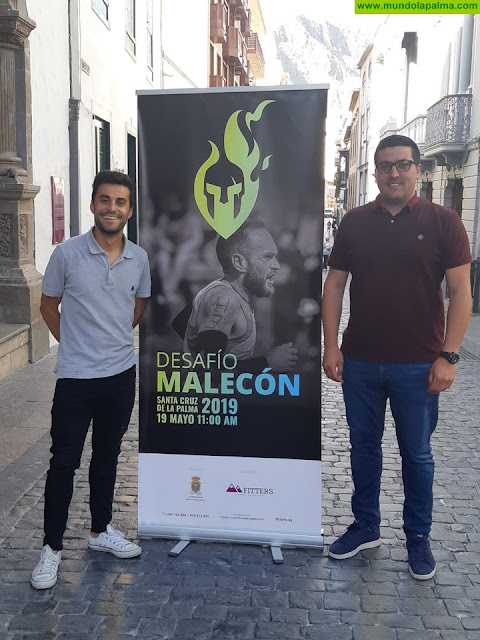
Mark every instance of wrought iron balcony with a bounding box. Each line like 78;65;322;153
246;33;264;79
424;94;472;166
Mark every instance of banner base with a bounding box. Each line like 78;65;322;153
271;546;284;564
139;523;324;550
167;539;287;563
168;540;191;557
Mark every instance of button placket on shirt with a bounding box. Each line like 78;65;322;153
105;254;124;287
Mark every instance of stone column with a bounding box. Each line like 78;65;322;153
0;0;49;362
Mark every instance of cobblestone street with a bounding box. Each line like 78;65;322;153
1;311;479;639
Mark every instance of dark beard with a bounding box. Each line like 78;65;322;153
95;217;128;235
244;268;272;298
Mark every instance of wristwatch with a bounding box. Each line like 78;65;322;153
439;351;460;364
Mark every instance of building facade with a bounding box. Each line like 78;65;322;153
0;1;182;375
0;0;269;376
209;0;265;87
29;0;164;279
339;14;479;260
422;16;479;260
334;89;360;215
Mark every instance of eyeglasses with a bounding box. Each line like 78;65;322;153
375;160;417;173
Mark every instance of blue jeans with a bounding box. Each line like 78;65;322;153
342;356;439;538
43;366;136;550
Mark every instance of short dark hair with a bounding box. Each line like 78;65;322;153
374;135;420;166
216;220;267;275
91;171;134;206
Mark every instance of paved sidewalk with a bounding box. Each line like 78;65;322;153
462;313;480;358
0;321;479;639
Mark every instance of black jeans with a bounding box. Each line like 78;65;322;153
43;366;136;550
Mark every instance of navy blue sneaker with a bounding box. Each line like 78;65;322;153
407;534;436;580
328;520;381;559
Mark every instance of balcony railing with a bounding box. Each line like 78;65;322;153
239;60;250;86
379;119;399;140
246;33;264;79
225;26;248;73
230;0;249;18
424;94;472;161
399;115;426;145
210;1;227;43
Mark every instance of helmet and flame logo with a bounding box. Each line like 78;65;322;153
193;100;275;239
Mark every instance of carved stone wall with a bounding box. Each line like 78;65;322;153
0;213;12;258
0;1;49;363
0;44;16;154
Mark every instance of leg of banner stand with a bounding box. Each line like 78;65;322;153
168;540;191;557
270;546;284;564
271;530;324;563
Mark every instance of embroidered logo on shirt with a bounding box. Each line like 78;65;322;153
417;235;424;240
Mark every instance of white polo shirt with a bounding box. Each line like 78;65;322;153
42;229;151;379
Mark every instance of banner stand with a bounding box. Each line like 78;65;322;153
167;540;286;563
271;546;284;564
168;531;325;563
167;539;326;564
168;540;191;558
138;86;328;557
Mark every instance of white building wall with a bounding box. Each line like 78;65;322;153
406;18;462;121
28;0;163;274
357;15;463;207
162;0;209;89
421;16;479;256
77;1;162;234
28;2;71;276
468;17;480;257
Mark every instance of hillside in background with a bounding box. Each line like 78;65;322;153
275;15;370;128
260;11;374;176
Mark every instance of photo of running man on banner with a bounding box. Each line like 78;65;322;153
177;220;298;374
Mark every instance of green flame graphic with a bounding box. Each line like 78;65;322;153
194;100;274;239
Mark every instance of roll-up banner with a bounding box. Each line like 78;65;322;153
138;85;327;548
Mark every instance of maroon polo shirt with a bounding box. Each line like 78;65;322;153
328;194;472;363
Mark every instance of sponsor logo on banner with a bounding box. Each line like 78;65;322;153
226;484;273;496
194;100;275;239
226;484;242;493
187;476;205;502
190;476;201;495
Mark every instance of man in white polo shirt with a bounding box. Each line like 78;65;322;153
31;171;151;590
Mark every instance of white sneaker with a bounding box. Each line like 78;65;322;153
31;545;61;590
88;524;142;558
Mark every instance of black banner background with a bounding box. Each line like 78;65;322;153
138;86;327;461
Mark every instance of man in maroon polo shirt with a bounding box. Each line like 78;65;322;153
322;134;472;580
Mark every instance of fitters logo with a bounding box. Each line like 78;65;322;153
193;100;274;239
226;484;273;496
226;484;242;493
